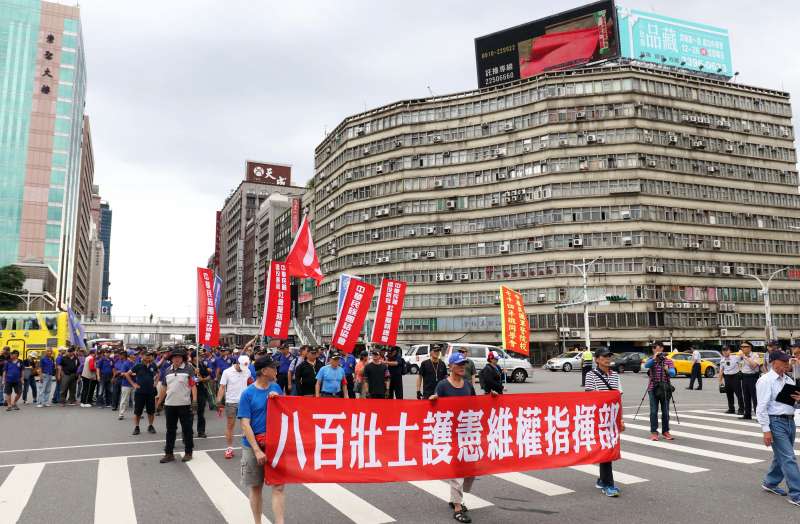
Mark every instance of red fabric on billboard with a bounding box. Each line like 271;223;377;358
264;391;621;484
370;279;407;346
330;278;375;353
285;216;324;284
196;267;220;347
520;25;600;78
261;261;290;339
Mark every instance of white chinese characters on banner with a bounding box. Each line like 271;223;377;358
378;281;402;344
202;271;214;341
271;264;289;337
337;284;365;347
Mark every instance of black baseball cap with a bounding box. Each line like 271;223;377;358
254;355;279;371
595;347;612;357
771;351;791;362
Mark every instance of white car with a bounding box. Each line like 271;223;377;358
406;343;533;383
543;351;584;372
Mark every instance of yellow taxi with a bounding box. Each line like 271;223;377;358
665;351;717;378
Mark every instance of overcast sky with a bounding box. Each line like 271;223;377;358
76;0;800;317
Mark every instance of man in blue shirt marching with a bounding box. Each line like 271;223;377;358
36;348;56;407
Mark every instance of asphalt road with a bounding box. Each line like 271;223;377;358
1;369;798;524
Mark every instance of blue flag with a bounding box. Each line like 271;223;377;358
213;273;222;312
67;307;86;349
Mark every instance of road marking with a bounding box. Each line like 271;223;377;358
569;464;647;484
621;435;761;464
186;451;271;524
624;423;797;454
493;472;574;496
0;463;44;522
409;480;493;509
0;447;238;469
307;483;394;524
0;434;239;455
95;457;136;524
688;410;761;423
678;413;761;427
620;451;708;473
624;415;767;438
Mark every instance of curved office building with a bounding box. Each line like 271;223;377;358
310;64;800;355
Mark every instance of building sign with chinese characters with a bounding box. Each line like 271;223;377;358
245;161;291;186
265;391;621;484
617;7;732;78
500;286;530;356
474;0;619;88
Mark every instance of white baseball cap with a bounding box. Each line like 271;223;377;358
238;355;250;366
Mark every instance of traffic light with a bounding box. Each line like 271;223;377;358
605;295;628;302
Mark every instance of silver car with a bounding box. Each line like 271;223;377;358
544;351;583;372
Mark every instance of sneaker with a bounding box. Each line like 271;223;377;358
725;409;736;414
788;496;800;507
595;479;606;489
147;425;156;434
650;433;659;441
181;453;193;462
12;405;19;411
36;404;44;408
602;486;621;497
44;403;52;407
762;484;788;496
224;447;234;459
159;454;175;464
662;432;674;441
132;426;140;436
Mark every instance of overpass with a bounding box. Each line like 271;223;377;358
80;315;297;347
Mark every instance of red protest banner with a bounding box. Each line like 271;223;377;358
260;261;290;339
265;391;621;484
331;278;375;353
500;285;530;356
370;279;407;346
196;267;220;347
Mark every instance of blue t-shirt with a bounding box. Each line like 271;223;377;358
4;360;22;383
216;356;233;377
275;353;292;374
237;382;283;448
341;354;356;375
40;356;55;376
115;360;133;384
97;357;114;376
249;363;256;378
204;358;216;379
158;360;171;380
316;365;345;394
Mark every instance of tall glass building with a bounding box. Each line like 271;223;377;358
0;0;87;307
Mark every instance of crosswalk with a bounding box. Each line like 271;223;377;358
0;408;793;524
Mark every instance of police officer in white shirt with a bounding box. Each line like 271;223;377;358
739;341;761;420
687;348;703;390
718;346;743;415
756;350;800;506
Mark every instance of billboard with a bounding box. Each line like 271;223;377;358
245;161;291;186
617;7;732;77
475;0;618;88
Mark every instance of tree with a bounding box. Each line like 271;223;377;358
0;265;26;310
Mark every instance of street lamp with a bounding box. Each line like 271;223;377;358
0;289;33;310
742;267;790;341
566;257;602;350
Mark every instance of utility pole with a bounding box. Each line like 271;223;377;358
743;267;789;341
556;257;603;350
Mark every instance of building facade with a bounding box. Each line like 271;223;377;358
70;115;93;314
0;0;88;308
311;64;800;355
98;200;111;308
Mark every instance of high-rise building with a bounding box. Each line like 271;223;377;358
0;0;88;307
70;114;93;314
311;64;800;355
216;161;304;320
86;220;104;320
98;200;111;305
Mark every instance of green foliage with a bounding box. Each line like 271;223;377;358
0;265;26;309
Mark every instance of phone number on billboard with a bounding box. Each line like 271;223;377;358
480;44;516;60
485;72;515;85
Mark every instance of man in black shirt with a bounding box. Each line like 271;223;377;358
57;347;80;406
416;347;447;399
294;347;323;396
127;350;158;435
363;350;390;399
194;348;213;438
479;351;504;395
385;346;404;399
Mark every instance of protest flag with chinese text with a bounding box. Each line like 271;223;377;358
284;216;324;284
331;277;375;353
196;267;220;347
370;279;407;346
260;261;290;339
500;285;530;356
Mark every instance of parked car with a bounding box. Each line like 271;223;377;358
665;351;717;378
697;349;723;366
543;351;584;372
406;343;534;383
609;352;642;373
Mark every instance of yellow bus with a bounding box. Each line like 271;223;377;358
0;311;69;359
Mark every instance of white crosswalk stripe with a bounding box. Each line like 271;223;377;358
408;480;493;509
569;464;647;484
620;451;708;473
689;410;759;421
95;456;136;524
624;422;800;454
185;451;271;524
0;462;44;523
493;472;574;495
624;414;765;438
620;434;762;464
308;483;395;524
678;413;761;427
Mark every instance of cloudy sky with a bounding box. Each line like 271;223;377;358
76;0;800;317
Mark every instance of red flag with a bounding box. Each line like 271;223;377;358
285;216;324;284
370;279;407;346
331;278;375;353
196;267;220;347
260;261;290;339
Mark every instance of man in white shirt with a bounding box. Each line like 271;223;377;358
756;350;800;506
217;355;252;459
718;346;743;414
687;348;703;390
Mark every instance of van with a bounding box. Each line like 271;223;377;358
406;342;533;383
